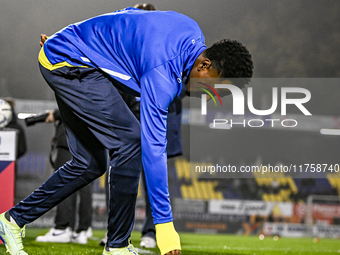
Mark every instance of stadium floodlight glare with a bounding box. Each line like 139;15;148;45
320;128;340;135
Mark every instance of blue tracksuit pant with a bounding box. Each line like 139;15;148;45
9;65;142;248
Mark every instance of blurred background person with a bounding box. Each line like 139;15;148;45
4;97;27;160
34;109;93;244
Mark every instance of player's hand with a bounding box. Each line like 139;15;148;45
40;34;48;47
45;110;55;123
165;250;181;255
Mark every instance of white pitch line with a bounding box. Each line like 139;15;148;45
136;248;158;254
184;245;339;253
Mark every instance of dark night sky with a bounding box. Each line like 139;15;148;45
1;0;339;102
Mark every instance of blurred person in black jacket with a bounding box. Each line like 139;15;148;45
4;98;27;159
35;109;93;244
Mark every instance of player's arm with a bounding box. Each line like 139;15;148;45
140;66;181;255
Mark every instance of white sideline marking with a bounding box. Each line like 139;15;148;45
136;248;157;254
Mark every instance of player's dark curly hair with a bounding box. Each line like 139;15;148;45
204;39;253;88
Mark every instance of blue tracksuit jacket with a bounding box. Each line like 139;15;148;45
42;7;207;224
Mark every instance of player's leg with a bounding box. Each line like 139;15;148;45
9;102;108;225
79;73;142;250
41;150;77;242
0;66;109;255
0;103;108;255
1;65;141;254
46;65;142;251
106;121;141;250
35;147;76;243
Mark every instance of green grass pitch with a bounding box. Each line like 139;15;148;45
1;228;339;255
